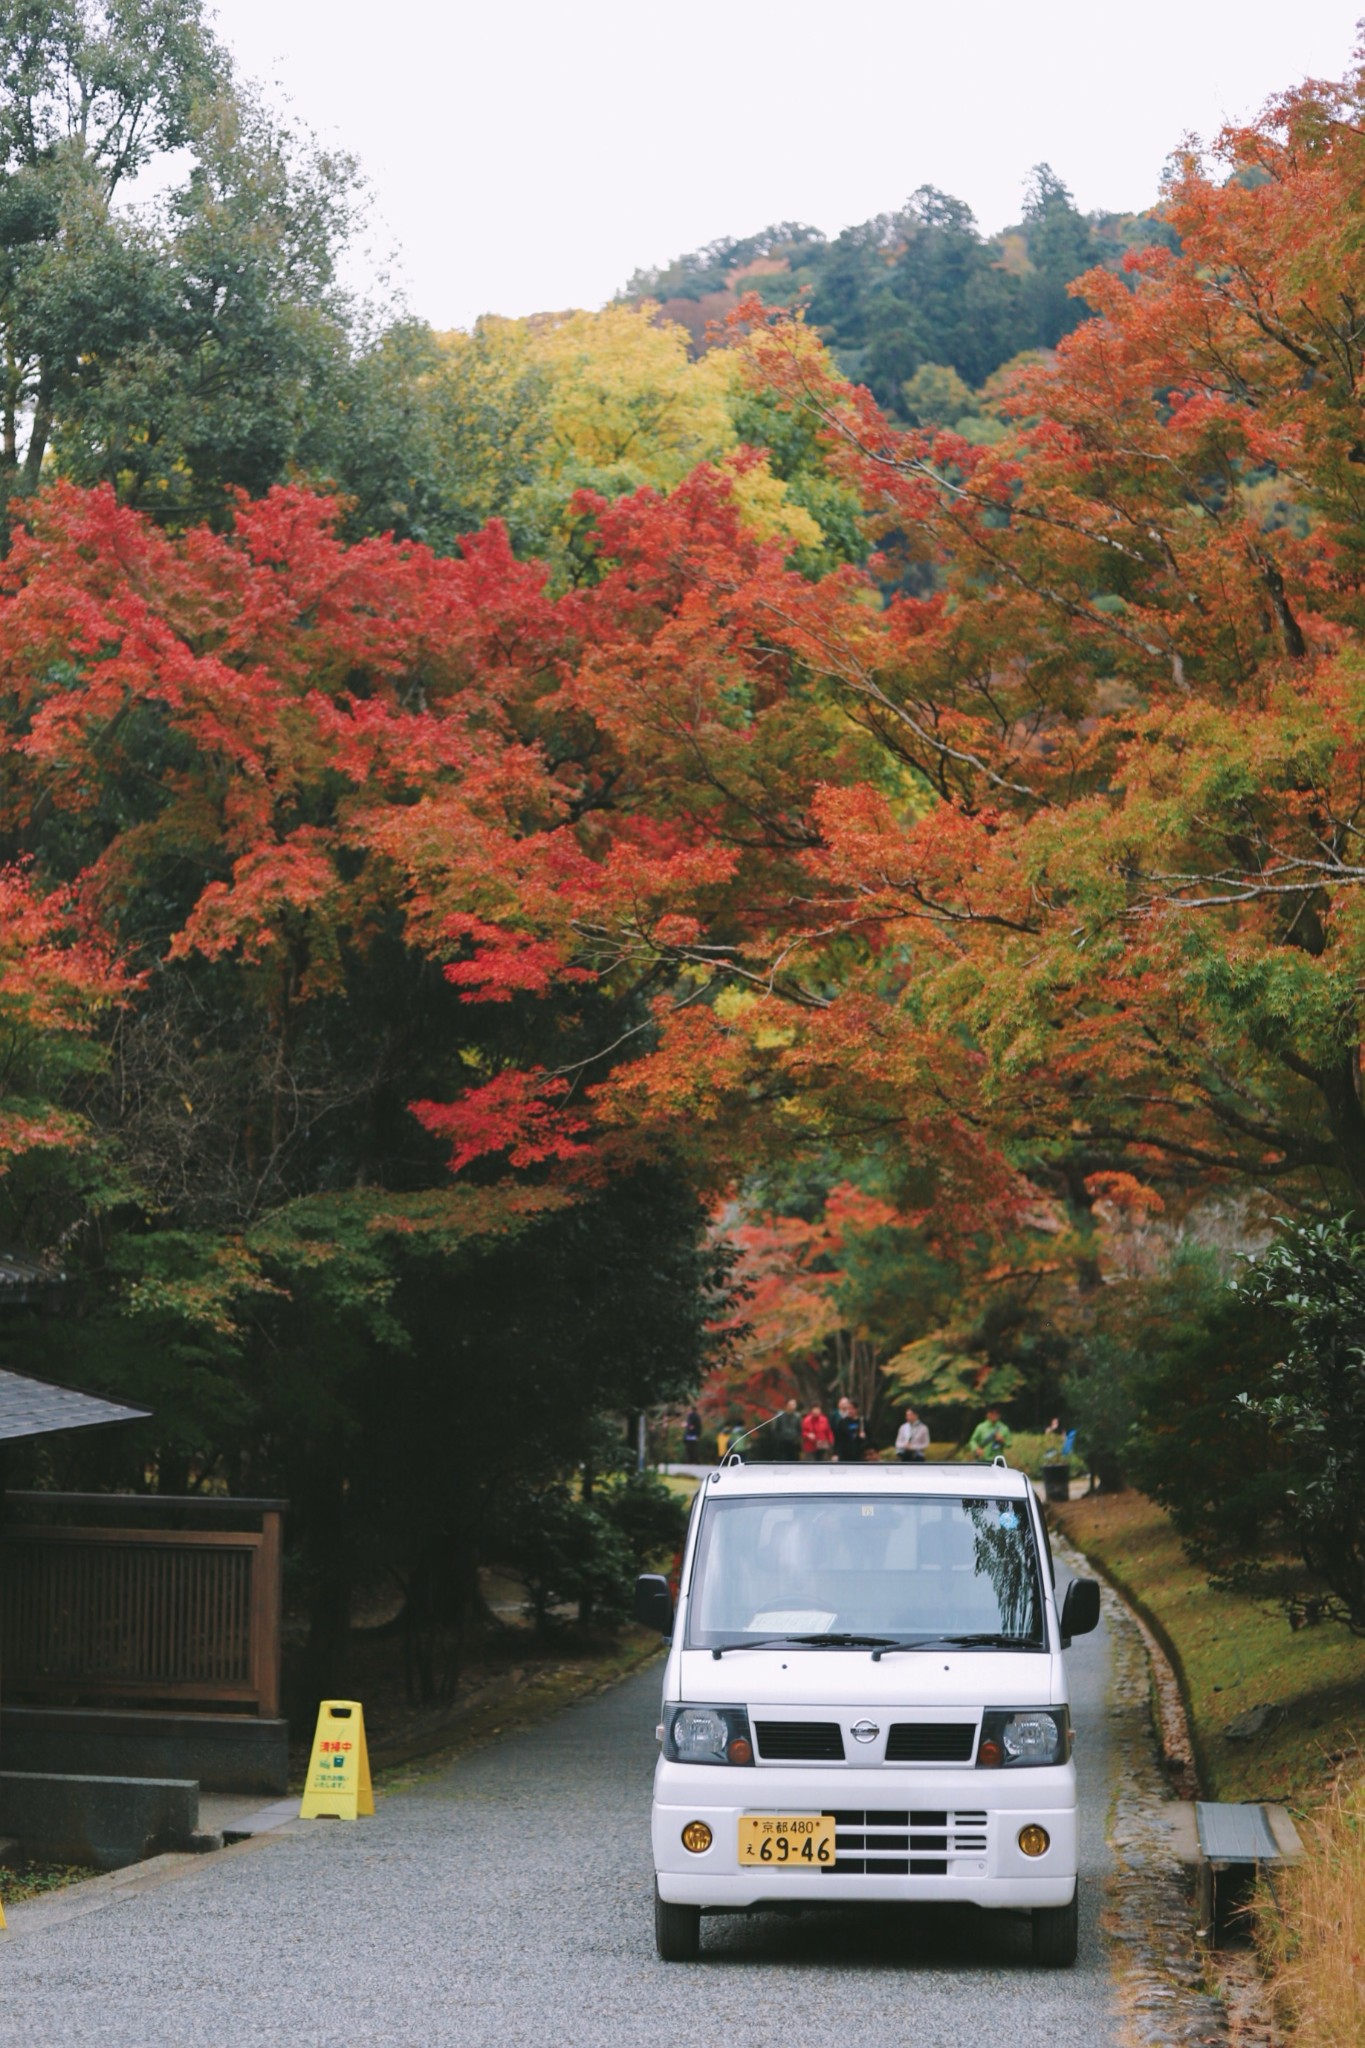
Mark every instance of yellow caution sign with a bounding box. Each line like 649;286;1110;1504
299;1699;374;1820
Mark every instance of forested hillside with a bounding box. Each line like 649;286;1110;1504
623;169;1175;412
4;0;1365;1714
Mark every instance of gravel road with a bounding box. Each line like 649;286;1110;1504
0;1599;1121;2047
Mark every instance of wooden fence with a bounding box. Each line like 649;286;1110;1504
0;1495;284;1716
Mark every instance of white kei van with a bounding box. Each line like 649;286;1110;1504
633;1459;1100;1967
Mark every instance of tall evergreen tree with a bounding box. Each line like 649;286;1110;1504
1019;163;1098;350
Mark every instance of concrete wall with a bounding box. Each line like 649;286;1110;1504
1;1707;289;1795
0;1770;199;1870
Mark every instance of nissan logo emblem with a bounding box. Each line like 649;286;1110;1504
851;1720;880;1744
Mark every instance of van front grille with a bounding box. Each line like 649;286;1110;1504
827;1809;988;1875
884;1722;977;1763
754;1721;845;1761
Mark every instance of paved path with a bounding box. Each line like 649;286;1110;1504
0;1602;1122;2047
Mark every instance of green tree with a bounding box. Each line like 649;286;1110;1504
1240;1220;1365;1631
297;317;547;550
0;0;364;527
1066;1251;1289;1532
54;94;360;521
1018;164;1098;350
815;189;1021;406
0;0;223;506
900;362;977;429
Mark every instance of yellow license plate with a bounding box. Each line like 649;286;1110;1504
737;1813;836;1868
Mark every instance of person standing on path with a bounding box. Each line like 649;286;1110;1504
771;1398;802;1462
802;1403;834;1461
968;1405;1013;1461
833;1396;867;1462
895;1406;930;1462
682;1407;702;1461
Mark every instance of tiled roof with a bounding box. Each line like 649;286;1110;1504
0;1369;150;1443
0;1252;64;1304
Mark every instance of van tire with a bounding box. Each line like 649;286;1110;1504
655;1887;701;1961
1031;1886;1079;1967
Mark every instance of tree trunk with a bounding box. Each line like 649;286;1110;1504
1320;1056;1365;1198
22;377;54;494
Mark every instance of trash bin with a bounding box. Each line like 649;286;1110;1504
1042;1462;1071;1503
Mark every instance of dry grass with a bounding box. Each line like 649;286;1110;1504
1263;1786;1365;2047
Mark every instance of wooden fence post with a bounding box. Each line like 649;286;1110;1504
253;1508;284;1718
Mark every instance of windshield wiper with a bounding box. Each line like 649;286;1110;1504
940;1632;1041;1648
871;1631;1041;1660
709;1632;902;1659
709;1636;802;1659
789;1632;903;1648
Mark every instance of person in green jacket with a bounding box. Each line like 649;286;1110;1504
968;1406;1013;1461
770;1398;803;1462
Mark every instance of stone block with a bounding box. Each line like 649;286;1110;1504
0;1770;199;1871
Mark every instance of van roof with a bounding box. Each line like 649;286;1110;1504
697;1460;1033;1501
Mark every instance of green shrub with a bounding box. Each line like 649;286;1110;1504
494;1486;635;1631
1066;1248;1293;1562
598;1470;689;1570
1239;1219;1365;1631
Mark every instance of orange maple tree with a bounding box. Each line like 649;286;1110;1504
595;55;1365;1219
0;868;124;1172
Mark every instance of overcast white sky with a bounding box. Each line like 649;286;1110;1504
208;0;1362;330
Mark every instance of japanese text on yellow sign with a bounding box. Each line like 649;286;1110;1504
299;1699;374;1820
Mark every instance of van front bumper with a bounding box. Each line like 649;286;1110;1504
653;1758;1077;1910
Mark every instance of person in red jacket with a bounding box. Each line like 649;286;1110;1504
801;1403;835;1461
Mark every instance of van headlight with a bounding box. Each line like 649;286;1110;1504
977;1708;1068;1768
662;1705;754;1765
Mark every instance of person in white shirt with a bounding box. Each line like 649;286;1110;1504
894;1406;931;1463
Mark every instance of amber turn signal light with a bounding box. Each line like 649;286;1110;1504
681;1820;713;1854
977;1738;1003;1767
726;1736;754;1765
1018;1824;1050;1858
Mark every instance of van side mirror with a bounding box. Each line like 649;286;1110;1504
1060;1578;1101;1645
634;1572;674;1637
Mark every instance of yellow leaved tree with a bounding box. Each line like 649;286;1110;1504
433;303;823;559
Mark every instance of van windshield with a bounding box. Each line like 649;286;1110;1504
685;1494;1044;1651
